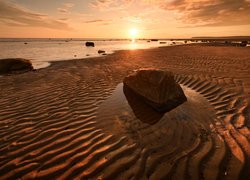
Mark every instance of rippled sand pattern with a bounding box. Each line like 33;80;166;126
0;45;249;179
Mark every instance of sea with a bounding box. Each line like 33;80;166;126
0;38;186;69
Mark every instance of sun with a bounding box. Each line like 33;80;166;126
129;28;138;38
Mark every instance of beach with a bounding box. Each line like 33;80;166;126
0;44;249;179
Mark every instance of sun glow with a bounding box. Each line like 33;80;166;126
129;28;138;38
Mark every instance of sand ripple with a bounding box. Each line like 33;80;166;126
0;45;249;179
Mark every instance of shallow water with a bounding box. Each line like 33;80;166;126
96;83;215;146
0;39;185;69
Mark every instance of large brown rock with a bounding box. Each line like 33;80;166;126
123;69;187;112
0;58;33;75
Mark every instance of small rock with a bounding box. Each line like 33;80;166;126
98;50;105;54
85;42;95;47
240;41;247;47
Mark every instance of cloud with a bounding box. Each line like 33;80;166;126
84;19;112;25
58;18;69;21
0;0;72;30
143;0;250;27
57;8;69;14
63;3;75;8
57;2;75;14
90;0;133;10
120;9;159;24
84;19;105;23
123;16;143;23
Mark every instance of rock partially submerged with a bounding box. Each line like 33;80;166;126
123;69;187;112
98;50;105;54
0;58;33;75
123;84;164;124
85;42;95;47
241;41;247;47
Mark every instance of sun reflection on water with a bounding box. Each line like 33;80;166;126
129;39;138;50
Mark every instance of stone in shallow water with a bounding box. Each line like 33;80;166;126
123;68;187;112
85;42;95;47
123;84;164;124
0;58;33;75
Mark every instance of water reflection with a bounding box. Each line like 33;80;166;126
128;39;138;50
123;84;164;125
0;39;185;69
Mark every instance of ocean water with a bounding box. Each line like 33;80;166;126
0;38;185;69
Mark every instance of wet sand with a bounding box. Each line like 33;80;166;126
0;44;249;179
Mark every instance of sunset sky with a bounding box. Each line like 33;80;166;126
1;0;250;38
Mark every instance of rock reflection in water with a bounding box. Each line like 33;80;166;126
123;84;164;125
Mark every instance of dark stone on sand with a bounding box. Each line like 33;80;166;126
241;41;247;47
85;42;95;47
123;69;187;113
123;84;164;124
98;50;105;54
159;42;166;44
0;58;33;75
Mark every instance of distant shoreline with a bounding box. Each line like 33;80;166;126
1;36;250;42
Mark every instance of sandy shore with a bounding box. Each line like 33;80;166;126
0;44;249;179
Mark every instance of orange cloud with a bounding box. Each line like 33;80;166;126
57;2;75;14
144;0;250;26
90;0;133;10
0;0;72;30
57;8;69;14
84;19;112;25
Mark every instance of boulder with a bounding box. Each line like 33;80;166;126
123;69;187;112
98;50;105;54
85;42;95;47
0;58;33;75
123;84;164;124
